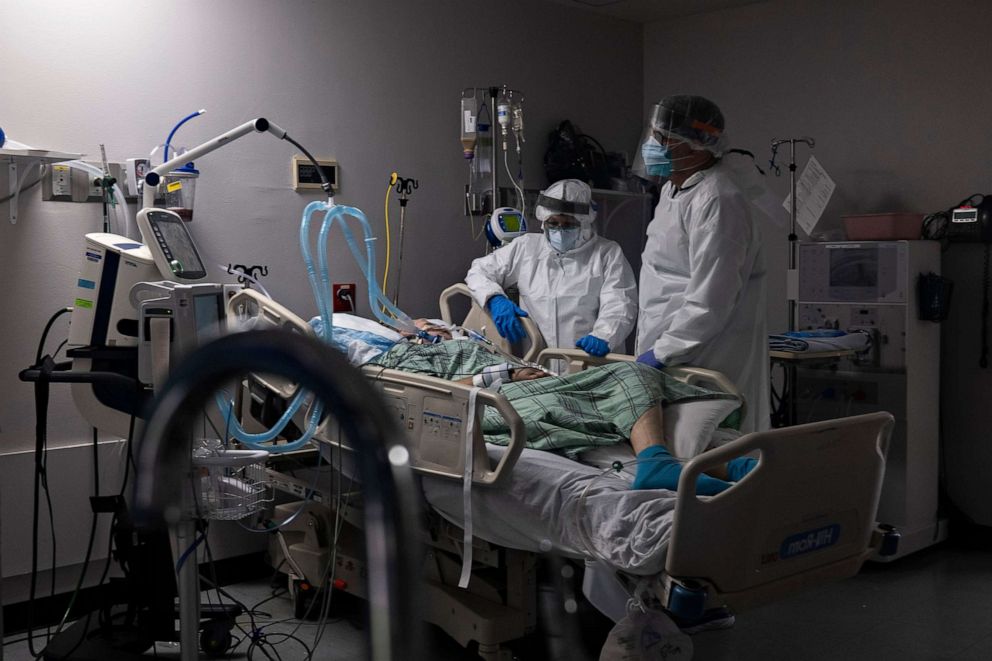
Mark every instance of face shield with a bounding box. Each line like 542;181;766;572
535;179;598;251
631;96;729;180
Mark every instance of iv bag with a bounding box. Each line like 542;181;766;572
460;91;478;159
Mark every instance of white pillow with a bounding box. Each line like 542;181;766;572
331;313;403;340
576;397;741;475
664;398;741;459
309;314;404;366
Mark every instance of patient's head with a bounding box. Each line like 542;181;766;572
403;318;455;341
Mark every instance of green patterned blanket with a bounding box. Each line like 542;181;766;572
370;340;738;458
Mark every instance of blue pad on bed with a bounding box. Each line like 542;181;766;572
632;445;731;496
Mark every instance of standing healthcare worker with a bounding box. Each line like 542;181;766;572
465;179;637;367
635;95;770;432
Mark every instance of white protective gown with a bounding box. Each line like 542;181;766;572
636;160;770;432
466;233;637;361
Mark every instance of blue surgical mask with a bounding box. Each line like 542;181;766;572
641;135;672;177
546;227;581;252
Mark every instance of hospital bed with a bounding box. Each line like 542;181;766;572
229;289;898;660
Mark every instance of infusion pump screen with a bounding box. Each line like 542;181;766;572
501;213;522;232
148;211;206;279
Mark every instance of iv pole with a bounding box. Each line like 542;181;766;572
770;137;815;331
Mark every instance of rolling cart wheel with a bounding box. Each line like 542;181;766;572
294;578;317;620
878;524;901;557
200;619;233;658
667;582;707;620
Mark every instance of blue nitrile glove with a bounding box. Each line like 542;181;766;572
576;334;609;357
486;295;528;344
636;349;664;370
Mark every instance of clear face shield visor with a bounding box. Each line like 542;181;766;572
631;100;729;180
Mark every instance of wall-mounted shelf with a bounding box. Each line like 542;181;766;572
1;147;82;224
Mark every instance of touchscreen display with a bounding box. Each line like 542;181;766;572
829;248;877;288
501;212;522;233
149;212;206;278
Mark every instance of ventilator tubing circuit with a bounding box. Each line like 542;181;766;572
216;201;422;452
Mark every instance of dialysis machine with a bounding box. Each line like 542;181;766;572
794;240;947;560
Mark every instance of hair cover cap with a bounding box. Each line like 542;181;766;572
651;95;728;155
535;178;596;226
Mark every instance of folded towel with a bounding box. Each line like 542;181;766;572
769;329;872;353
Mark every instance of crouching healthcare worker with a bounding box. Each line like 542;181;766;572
634;95;771;433
465;179;637;367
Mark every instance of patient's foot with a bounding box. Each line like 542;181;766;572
631;445;731;495
726;455;758;482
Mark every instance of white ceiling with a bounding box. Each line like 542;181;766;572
542;0;765;23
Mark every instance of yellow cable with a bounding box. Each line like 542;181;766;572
381;172;397;314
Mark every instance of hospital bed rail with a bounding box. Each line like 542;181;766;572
536;346;746;423
228;287;529;487
656;411;898;618
439;282;546;363
537;347;737;393
356;365;527;486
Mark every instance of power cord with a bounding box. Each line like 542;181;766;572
922;211;949;241
25;307;73;657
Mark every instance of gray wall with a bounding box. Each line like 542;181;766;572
0;0;642;578
646;0;992;523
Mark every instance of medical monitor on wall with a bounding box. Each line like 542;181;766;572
136;208;207;281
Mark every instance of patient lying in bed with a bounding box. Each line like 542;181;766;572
364;330;755;495
311;314;757;577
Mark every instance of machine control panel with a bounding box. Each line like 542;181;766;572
798;241;908;304
420;396;466;467
136;208;207;281
797;303;904;368
376;390;472;476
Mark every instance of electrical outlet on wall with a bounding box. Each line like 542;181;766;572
42;161;127;202
333;283;356;313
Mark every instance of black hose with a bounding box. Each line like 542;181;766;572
132;329;424;660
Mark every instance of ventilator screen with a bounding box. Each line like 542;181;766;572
147;211;207;279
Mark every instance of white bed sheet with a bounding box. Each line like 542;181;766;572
421;443;678;576
419;426;740;622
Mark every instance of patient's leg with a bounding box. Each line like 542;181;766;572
629;405;745;495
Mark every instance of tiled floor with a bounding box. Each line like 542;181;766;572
4;533;991;660
691;536;992;661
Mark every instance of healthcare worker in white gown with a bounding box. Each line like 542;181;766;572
465;179;637;368
635;95;770;433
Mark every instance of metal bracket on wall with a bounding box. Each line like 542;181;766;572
2;148;83;224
